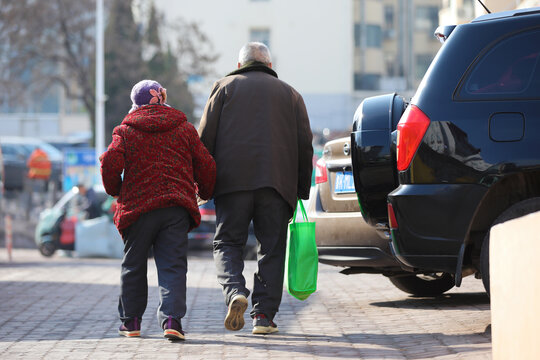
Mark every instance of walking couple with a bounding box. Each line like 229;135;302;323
100;42;313;340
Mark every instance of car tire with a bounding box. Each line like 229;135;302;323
39;241;56;257
480;197;540;296
388;273;454;296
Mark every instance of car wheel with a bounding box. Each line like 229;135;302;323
480;197;540;296
388;273;454;296
39;241;56;257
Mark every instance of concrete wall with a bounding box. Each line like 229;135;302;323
154;0;353;95
490;210;540;360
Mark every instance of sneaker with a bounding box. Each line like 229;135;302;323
224;293;248;331
163;316;185;340
118;317;141;337
252;313;278;334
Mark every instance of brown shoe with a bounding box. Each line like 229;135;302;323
224;294;248;331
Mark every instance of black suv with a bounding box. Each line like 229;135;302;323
351;8;540;296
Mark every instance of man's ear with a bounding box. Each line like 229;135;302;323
238;62;242;68
268;62;272;69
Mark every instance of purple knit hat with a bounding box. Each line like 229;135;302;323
129;79;167;113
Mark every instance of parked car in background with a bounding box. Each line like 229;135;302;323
189;199;217;250
0;136;63;191
351;8;540;296
308;136;455;296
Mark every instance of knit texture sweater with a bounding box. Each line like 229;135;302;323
101;105;216;233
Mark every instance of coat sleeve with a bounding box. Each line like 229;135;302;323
189;124;216;200
295;94;314;200
100;126;125;197
198;81;223;155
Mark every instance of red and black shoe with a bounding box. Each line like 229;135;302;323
118;317;141;337
163;316;185;341
252;313;278;334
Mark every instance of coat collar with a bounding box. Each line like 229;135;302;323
226;61;278;78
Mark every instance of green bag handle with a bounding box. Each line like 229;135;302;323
292;199;308;223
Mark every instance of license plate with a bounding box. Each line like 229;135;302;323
334;171;355;194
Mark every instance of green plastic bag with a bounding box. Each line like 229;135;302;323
284;199;318;301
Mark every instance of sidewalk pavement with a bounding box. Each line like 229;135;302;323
0;249;492;359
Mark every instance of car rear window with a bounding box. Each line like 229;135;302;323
458;29;540;100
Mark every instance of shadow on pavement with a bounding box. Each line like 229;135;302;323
370;292;489;310
166;331;491;359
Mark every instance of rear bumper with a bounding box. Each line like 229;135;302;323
307;189;387;247
388;183;488;273
307;190;400;270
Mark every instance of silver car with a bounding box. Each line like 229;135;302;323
307;136;400;273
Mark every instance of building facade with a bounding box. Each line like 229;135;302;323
2;1;448;137
353;0;441;93
155;0;443;132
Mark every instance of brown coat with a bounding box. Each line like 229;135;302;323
198;64;313;209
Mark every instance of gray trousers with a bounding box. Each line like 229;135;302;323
213;188;293;320
118;206;190;328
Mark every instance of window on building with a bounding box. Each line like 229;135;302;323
354;73;380;90
460;0;475;20
354;24;361;48
458;30;540;100
354;24;382;48
366;25;382;48
415;6;439;35
415;54;433;79
386;56;399;77
384;5;395;39
250;29;270;48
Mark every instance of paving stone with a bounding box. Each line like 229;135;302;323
0;249;492;359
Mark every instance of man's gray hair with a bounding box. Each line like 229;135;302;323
238;42;272;66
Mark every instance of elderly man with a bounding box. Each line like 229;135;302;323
198;42;313;334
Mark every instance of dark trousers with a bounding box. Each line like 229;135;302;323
213;188;292;320
118;206;190;328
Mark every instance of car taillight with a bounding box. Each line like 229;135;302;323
199;207;215;216
315;158;327;184
396;105;431;171
387;203;398;229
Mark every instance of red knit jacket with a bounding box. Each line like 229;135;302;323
100;105;216;233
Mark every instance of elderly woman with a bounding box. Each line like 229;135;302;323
101;79;216;341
